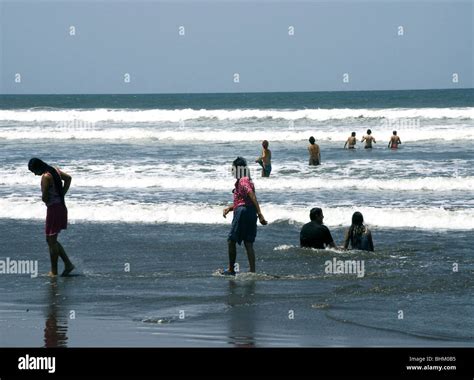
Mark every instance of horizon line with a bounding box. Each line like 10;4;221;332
1;87;473;96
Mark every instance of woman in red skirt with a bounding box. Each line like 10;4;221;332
28;158;75;277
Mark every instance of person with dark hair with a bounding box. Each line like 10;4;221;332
388;131;402;149
343;212;374;251
344;132;357;149
308;136;321;165
300;208;336;249
28;158;75;277
255;140;272;177
361;129;376;149
222;157;267;275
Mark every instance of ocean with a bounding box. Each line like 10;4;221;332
0;89;473;347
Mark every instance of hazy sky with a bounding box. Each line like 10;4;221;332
1;0;472;94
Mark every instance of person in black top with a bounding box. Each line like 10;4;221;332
343;211;374;251
300;208;337;249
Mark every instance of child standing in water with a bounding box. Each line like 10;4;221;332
222;157;267;274
28;158;75;277
255;140;272;177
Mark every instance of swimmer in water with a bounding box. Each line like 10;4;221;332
344;132;357;149
388;131;402;149
308;136;321;166
343;211;374;251
361;129;376;149
255;140;272;177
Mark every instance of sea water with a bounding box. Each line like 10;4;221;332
0;89;472;346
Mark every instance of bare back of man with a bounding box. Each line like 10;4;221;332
345;136;357;149
362;135;376;149
308;143;320;165
389;135;401;149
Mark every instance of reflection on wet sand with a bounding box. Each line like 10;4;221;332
44;278;69;347
227;280;257;347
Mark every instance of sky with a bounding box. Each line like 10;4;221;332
0;0;472;94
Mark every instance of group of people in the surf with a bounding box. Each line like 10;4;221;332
220;156;374;276
222;130;400;275
28;130;397;276
344;129;402;150
255;130;402;179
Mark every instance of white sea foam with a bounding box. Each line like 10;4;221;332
0;107;472;123
0;124;473;142
1;198;472;230
2;170;472;192
273;244;297;251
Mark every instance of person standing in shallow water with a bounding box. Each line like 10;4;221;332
361;129;376;149
308;136;321;166
344;132;357;149
388;130;402;149
222;157;267;274
28;158;75;277
343;211;374;251
255;140;272;177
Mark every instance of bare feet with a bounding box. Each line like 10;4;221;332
61;265;75;277
47;272;57;277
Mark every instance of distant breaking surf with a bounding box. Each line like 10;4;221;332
0;107;473;122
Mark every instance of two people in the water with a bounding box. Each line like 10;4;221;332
256;137;322;171
344;130;376;149
28;158;75;277
300;207;374;251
